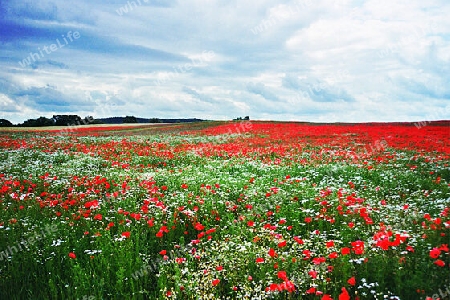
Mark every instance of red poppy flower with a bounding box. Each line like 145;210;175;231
429;248;441;259
277;270;287;281
68;252;76;259
308;270;318;279
130;213;141;221
284;280;296;292
376;239;390;250
268;248;277;258
206;228;216;235
434;259;445;267
339;287;350;300
439;244;449;252
351;240;365;255
312;257;326;265
293;236;304;244
84;200;99;209
175;257;186;264
256;257;265;263
341;247;350;255
212;279;220;286
347;276;356;286
269;283;281;292
278;240;287;248
328;252;339;259
121;231;131;238
194;223;205;231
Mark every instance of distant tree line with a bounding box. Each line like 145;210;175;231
233;116;250;121
0;115;102;127
0;115;203;127
23;115;102;127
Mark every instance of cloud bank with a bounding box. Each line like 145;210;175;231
0;0;449;123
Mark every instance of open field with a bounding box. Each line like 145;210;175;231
0;121;449;299
0;122;225;136
0;123;167;132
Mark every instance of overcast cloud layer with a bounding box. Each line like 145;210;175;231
0;0;449;123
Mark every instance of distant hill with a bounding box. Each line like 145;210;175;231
96;117;205;124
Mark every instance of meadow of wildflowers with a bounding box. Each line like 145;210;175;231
0;121;448;299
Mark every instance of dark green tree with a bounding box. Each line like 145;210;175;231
149;118;162;123
83;116;95;124
89;119;104;124
22;117;54;127
0;119;13;127
52;115;83;126
123;116;138;123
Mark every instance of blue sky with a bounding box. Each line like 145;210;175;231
0;0;449;124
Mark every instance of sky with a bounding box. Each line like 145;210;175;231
0;0;449;124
